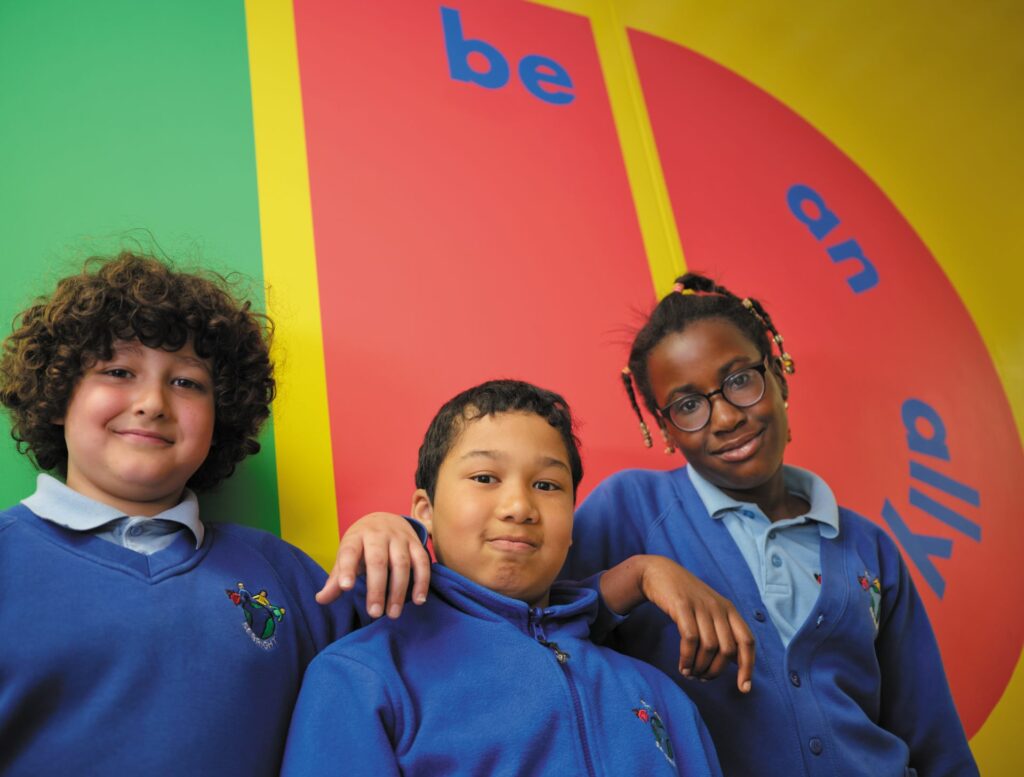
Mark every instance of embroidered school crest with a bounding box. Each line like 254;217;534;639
226;582;286;649
857;570;881;629
632;699;675;766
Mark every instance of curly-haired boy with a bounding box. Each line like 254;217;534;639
0;252;366;776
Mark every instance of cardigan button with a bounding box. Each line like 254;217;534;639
753;610;766;622
789;671;801;687
809;737;823;755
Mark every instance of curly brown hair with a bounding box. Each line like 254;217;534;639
0;251;275;491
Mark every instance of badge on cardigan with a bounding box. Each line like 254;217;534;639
225;581;286;649
633;699;675;766
857;570;882;630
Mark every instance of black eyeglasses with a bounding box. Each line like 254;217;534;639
660;363;769;432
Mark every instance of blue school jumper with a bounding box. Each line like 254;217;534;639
562;466;977;777
0;503;359;777
282;564;722;777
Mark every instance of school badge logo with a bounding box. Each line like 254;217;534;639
857;570;881;629
632;699;675;766
226;582;286;649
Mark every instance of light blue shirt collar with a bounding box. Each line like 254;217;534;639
21;473;205;548
686;464;839;538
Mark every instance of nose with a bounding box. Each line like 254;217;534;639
132;379;168;418
498;481;539;524
707;392;744;432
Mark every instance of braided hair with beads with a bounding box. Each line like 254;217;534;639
621;273;795;452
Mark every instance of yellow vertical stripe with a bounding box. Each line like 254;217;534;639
532;0;686;297
244;0;338;569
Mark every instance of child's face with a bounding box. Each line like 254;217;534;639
412;411;575;608
59;340;215;516
647;318;789;497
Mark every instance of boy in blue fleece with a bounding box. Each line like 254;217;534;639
0;253;367;776
282;380;721;776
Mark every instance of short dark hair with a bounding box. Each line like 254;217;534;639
415;379;583;502
621;272;794;446
0;251;275;491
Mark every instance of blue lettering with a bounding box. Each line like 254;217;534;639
901;399;950;460
787;184;879;293
885;400;982;598
441;7;509;90
909;460;980;506
826;239;878;293
786;184;840;240
881;499;952;598
441;7;573;104
909;488;981;542
519;55;574;104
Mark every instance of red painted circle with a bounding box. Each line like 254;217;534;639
630;30;1023;735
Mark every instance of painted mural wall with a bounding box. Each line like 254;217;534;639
1;0;1021;771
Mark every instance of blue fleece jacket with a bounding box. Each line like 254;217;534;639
562;466;977;777
0;503;359;777
282;564;722;777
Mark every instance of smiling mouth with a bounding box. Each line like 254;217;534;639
487;537;539;554
115;429;173;445
712;429;764;462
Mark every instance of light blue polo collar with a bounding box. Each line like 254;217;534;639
687;464;840;538
21;473;205;548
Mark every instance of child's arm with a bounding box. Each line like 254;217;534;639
599;554;755;694
281;652;402;777
874;538;978;775
316;512;431;619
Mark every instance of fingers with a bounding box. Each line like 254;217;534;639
704;609;737;680
383;539;435;617
673;598;754;691
315;578;340;605
315;543;363;605
385;543;410;619
324;512;431;617
409;542;432;606
629;553;755;691
730;608;756;693
689;608;720;678
674;608;701;678
362;539;391;619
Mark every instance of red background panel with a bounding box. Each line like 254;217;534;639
630;29;1022;734
294;1;661;526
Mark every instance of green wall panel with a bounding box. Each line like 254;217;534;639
0;0;279;532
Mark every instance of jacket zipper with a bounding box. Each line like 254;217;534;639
529;608;597;777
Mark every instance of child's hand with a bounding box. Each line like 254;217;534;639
316;512;431;619
600;554;755;693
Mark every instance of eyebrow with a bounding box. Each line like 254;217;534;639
665;355;761;399
458;450;571;473
109;343;212;373
173;354;212;373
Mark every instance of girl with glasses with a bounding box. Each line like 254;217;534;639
325;273;975;777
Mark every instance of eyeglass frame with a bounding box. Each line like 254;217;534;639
658;362;770;433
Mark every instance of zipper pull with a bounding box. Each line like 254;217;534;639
538;639;570;664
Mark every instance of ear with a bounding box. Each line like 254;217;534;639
410;488;433;537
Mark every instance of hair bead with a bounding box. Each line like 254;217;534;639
621;272;797;451
658;421;676;455
621;367;653;448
